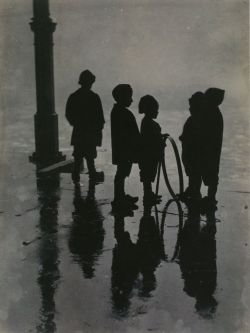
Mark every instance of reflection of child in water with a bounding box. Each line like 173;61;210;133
139;95;166;205
111;208;165;315
179;210;217;319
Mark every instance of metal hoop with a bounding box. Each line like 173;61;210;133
156;135;184;200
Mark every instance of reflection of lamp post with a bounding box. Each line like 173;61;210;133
36;174;60;333
30;0;65;167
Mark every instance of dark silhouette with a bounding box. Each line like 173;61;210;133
68;181;105;279
180;88;224;210
179;206;218;319
111;84;140;210
111;206;164;317
30;0;66;166
66;70;105;184
138;95;166;205
36;175;61;333
111;213;138;316
179;91;204;201
137;206;165;297
201;88;224;208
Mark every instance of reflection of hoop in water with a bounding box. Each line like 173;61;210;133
156;135;184;200
157;199;183;262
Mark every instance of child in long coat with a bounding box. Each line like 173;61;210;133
65;70;105;183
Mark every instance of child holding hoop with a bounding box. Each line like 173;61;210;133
139;95;166;205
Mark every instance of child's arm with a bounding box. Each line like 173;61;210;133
161;133;169;140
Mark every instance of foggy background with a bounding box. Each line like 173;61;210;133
0;0;248;115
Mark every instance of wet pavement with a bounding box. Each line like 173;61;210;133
0;106;249;333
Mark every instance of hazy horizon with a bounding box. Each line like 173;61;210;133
0;0;248;115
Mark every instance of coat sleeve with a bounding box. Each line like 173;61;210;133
96;94;105;129
93;94;105;146
65;95;75;126
127;114;141;162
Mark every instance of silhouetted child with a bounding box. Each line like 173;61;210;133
66;70;105;184
111;84;141;209
179;92;204;201
200;88;224;208
180;88;224;210
139;95;165;205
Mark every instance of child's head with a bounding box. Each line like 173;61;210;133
205;88;225;107
139;95;159;119
112;84;133;107
78;70;95;89
189;91;204;116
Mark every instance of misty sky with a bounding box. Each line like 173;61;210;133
0;0;249;112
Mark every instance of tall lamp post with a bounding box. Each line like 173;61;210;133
30;0;65;167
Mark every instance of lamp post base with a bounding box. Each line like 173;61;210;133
29;151;66;169
29;113;66;169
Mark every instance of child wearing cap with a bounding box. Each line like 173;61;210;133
111;84;141;209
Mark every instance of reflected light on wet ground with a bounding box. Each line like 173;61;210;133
0;108;249;333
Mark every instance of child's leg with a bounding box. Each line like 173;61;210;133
194;176;202;196
114;171;125;200
143;180;162;204
208;184;217;201
72;155;82;183
114;162;132;200
205;174;218;202
86;158;96;175
143;181;152;198
199;175;219;212
114;176;124;199
189;174;202;199
207;179;218;202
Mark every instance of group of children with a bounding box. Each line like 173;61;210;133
111;84;166;209
179;87;224;210
66;71;224;211
111;84;224;211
